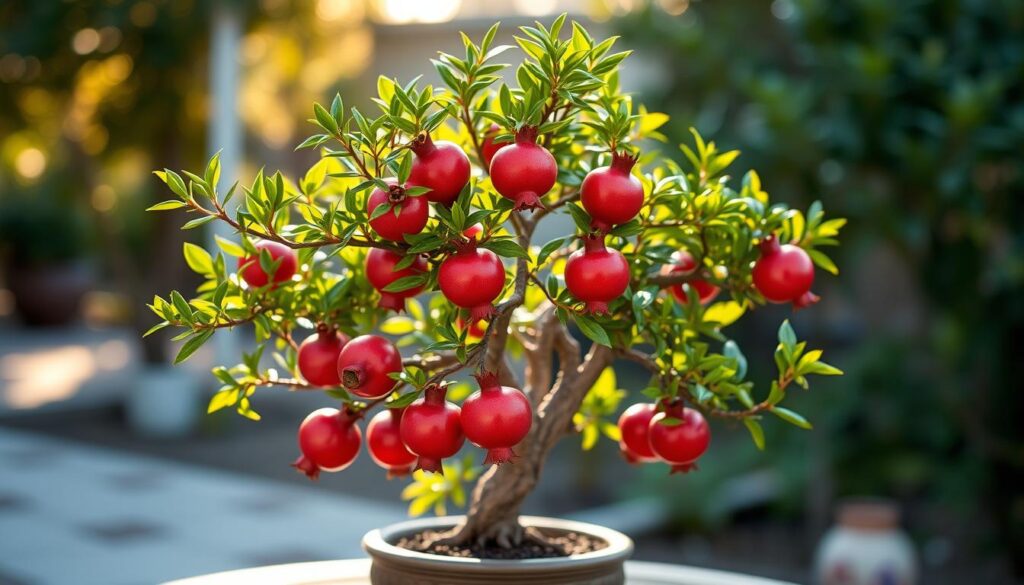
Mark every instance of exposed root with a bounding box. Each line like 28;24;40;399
411;518;549;551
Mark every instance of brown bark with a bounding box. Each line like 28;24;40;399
438;314;614;547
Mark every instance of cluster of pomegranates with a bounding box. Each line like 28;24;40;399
288;305;531;480
617;400;711;474
291;369;532;480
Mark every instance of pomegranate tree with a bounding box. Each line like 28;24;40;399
150;17;844;548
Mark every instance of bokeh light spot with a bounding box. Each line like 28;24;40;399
72;28;102;55
14;148;46;179
513;0;557;16
91;184;117;212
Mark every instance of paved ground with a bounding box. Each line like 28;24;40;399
0;427;406;585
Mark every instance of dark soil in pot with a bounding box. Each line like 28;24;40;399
397;528;609;560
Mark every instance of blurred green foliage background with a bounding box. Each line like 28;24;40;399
615;0;1023;571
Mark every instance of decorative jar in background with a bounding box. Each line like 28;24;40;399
814;499;917;585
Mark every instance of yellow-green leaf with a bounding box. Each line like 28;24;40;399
703;301;745;327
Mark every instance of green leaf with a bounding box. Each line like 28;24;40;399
771;407;813;429
536;237;566;266
801;361;844;376
142;321;169;338
566;203;592;232
313;102;339;134
215;235;245;257
743;418;766;450
382;274;428;293
175;329;214;364
778;319;797;350
146;200;188;211
575;315;611;347
181;215;217;230
207;388;239;413
723;340;748;379
807;249;839;275
182;242;214;276
387;391;421;409
482;239;529;259
369;202;393;221
170;291;194;322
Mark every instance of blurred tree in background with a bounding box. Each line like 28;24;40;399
615;0;1023;571
0;1;369;355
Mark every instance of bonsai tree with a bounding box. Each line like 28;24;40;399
148;17;843;549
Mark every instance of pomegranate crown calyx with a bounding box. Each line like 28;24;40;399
514;125;540;145
410;131;435;156
610;150;639;173
758;234;781;255
657;398;686;419
423;383;448;405
386;183;408;204
451;237;480;255
473;371;501;391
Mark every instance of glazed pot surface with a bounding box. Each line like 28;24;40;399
362;515;633;585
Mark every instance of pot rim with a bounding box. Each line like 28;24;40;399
362;514;633;572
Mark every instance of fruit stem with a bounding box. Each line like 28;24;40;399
583;300;610;315
582;234;607;253
514;125;539;145
410;131;436;156
759;234;781;255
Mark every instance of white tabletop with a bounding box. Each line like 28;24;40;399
165;558;798;585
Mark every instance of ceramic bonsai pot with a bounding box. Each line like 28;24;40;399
362;515;633;585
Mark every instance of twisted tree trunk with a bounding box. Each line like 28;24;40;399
443;306;615;547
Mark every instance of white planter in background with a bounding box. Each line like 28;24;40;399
814;500;917;585
127;365;201;438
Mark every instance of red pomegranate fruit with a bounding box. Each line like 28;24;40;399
237;241;297;288
408;132;471;206
399;384;465;473
662;250;719;305
291;407;361;480
617;403;658;463
456;317;487;339
438;245;506;320
336;335;402;399
365;248;428;313
461;372;532;465
489;126;557;211
564;235;630;314
366;182;428;242
463;223;484;241
366;407;417;477
581;151;644;232
752;235;816;307
480;123;510;169
648;401;710;474
297;326;350;387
